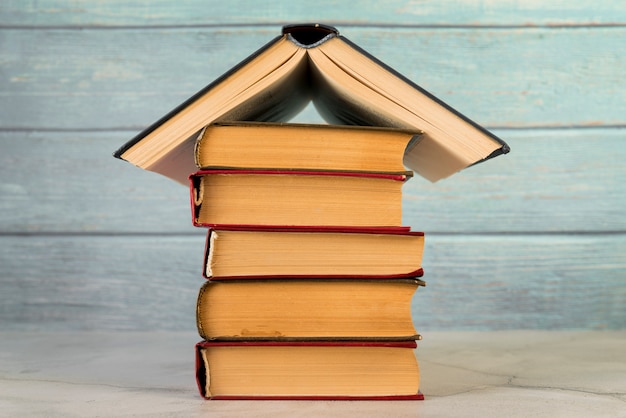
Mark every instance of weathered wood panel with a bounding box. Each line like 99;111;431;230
404;128;626;233
423;234;626;330
0;131;195;234
1;27;624;130
2;0;625;27
1;234;623;331
0;235;202;332
1;129;624;234
2;1;624;335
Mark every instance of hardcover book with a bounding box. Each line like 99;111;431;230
189;169;409;228
194;121;421;175
195;340;423;400
114;23;508;184
202;226;424;280
196;279;424;341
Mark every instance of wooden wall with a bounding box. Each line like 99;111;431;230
1;1;624;331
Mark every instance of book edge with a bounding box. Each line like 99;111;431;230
204;224;418;234
205;393;424;401
202;269;425;281
194;340;422;400
189;169;410;181
334;34;510;161
112;33;285;161
196;339;418;348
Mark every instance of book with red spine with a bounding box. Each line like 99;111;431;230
189;169;410;228
195;340;424;400
201;225;425;280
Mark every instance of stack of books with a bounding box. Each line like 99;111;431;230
113;23;509;401
190;122;426;399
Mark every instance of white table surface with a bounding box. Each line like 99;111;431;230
1;330;624;417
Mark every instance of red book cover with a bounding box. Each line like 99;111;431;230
202;225;425;280
195;340;424;400
189;168;411;179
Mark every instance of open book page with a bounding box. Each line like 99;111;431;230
307;37;503;181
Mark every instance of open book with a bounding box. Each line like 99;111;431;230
114;23;509;183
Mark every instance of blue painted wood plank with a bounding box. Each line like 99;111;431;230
1;27;623;130
0;129;624;234
1;234;623;331
404;128;626;234
0;131;195;234
0;235;203;332
421;234;626;330
1;1;625;26
0;1;622;337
